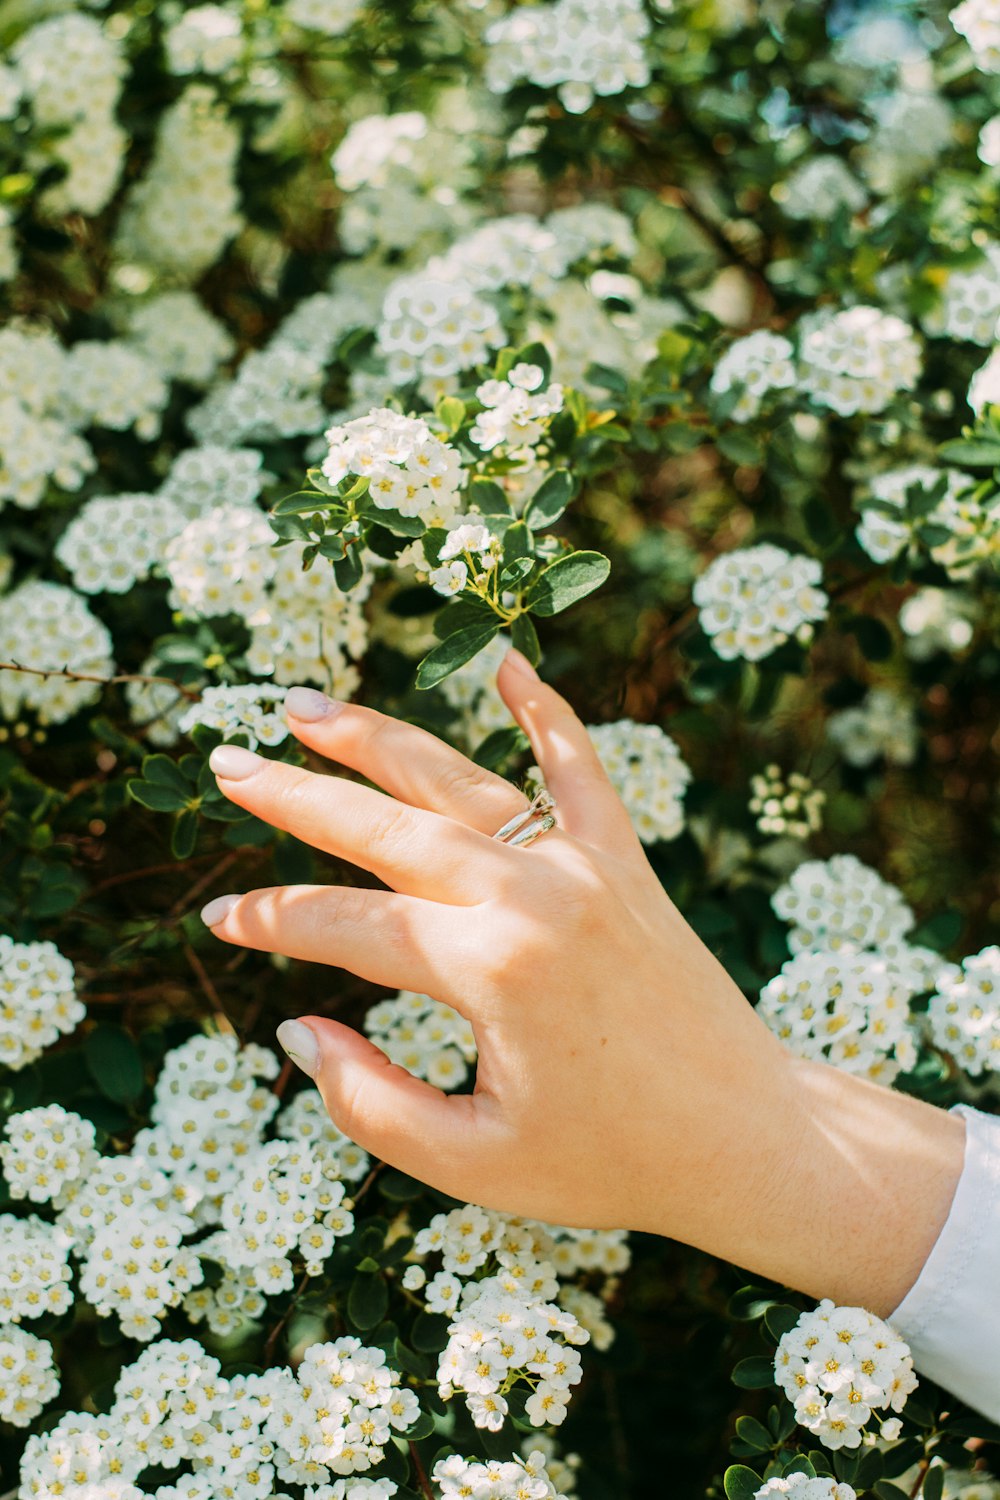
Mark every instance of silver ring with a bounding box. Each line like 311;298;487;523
493;789;557;848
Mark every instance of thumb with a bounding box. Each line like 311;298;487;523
497;647;639;855
276;1017;486;1193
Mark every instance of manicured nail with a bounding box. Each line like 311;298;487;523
209;745;262;780
285;686;337;722
200;894;239;928
504;646;539;682
276;1019;320;1077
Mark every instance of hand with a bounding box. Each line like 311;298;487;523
202;649;965;1315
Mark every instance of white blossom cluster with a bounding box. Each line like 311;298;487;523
116;85;243;277
694;545;828;662
124;293;236;389
470;367;565;453
0;1215;73;1325
951;0;1000;72
375;275;505;388
11;13;127;217
56;493;185;595
188;344;327;445
0;1327;59;1429
323;409;466;523
899;587;976;658
827;688;918;769
771;855;916;955
778;157;867;222
429;520;501;598
0;1105;99;1207
749;766;825;839
854;464;987;575
75;1185;203;1343
275;1086;371;1184
758;948;919;1085
165;504;277;617
164;4;244;76
774;1301;917;1450
927;945;1000;1076
245;543;368;693
160;446;267;517
61;341;170;440
434;1449;572;1499
581;719;692;844
755;1479;857;1500
286;0;367;33
924;248;1000;345
798;307;922;417
0;935;86;1071
178;683;290;750
484;0;654;115
710;331;796;422
0;327;97;511
364;991;478;1090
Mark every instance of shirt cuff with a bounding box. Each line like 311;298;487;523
889;1104;1000;1422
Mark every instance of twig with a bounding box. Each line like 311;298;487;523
263;1269;311;1366
409;1440;435;1500
167;850;245;922
87;855;219;899
350;1162;384;1208
909;1457;931;1498
0;660;202;700
272;1057;295;1098
182;939;239;1039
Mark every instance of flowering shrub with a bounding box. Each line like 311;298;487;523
1;0;1000;1497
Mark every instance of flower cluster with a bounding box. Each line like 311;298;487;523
710;331;796;423
188;344;327;445
0;1327;59;1429
0;936;85;1071
774;1301;918;1449
116;84;243;277
758;948;919;1085
364;991;478;1090
798;306;922;416
749;766;825;839
160;446;267;517
771;855;916;956
755;1480;857;1500
694;545;828;662
323;409;466;523
375;275;505;389
164;4;244;76
470;367;565;453
924;248;1000;345
484;0;653;115
899;587;976;658
61;341;169;440
855;464;1000;577
124;293;236;389
827;688;918;769
927;945;1000;1076
581;720;692;844
0;1105;99;1207
434;1449;572;1499
0;1215;73;1324
56;493;185;595
951;0;1000;72
178;683;289;750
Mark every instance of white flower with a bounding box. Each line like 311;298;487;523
0;1215;73;1324
323;408;466;526
0;1327;59;1427
772;854;915;955
774;1301;917;1450
56;493;186;594
798;306;921;417
694;545;828;662
711;331;796;422
124;292;236;388
61;341;169;440
756;1478;857;1500
0;935;85;1071
440;524;496;560
364;992;477;1091
928;945;1000;1076
429;561;469;596
484;0;654;113
899;587;976;659
968;346;1000;413
749;766;825;840
178;683;290;750
979;115;1000;165
376;274;505;387
827;689;918;769
0;1105;98;1207
951;0;1000;71
779;157;867;222
164;5;243;76
924;247;1000;345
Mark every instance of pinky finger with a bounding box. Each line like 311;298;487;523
201;884;466;1003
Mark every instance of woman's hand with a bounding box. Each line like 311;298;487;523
202;649;965;1316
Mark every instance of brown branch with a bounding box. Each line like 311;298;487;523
409;1440;435;1500
909;1457;931;1499
0;660;201;701
87;855;220;899
350;1162;384;1208
263;1269;311;1366
167;850;245;922
182;939;239;1039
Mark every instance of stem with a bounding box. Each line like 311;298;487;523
263;1269;311;1366
409;1440;435;1500
0;660;201;700
909;1457;931;1498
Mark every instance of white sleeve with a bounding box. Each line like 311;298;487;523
889;1104;1000;1421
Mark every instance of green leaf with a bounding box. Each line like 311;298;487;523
411;1311;450;1351
527;550;611;616
502;521;533;567
379;1170;426;1202
83;1025;145;1106
358;503;425;538
874;1483;911;1500
415;622;501;690
433;597;496;639
128;779;188;813
937;439;1000;468
764;1304;801;1341
333;548;366;591
724;1465;763;1500
731;1357;776;1390
467;478;511;516
347;1272;388;1331
171;808;200;859
511;613;540;665
498;556;534;588
404;1409;436;1442
734;1415;773;1453
717;430;764;467
142;755;192;794
472;725;530;770
272;489;344;517
436;395;466;434
524;470;576;529
847;614;894;662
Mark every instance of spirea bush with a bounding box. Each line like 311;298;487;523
1;0;999;1496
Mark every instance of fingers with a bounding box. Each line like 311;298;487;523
208;744;514;903
201;885;467;1001
284;687;527;835
276;1016;495;1193
497;649;640;855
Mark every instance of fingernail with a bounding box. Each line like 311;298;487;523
504;646;539;682
209;745;262;780
201;893;239;928
277;1019;320;1077
285;686;337;722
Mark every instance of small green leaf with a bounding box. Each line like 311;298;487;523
404;1409;436;1442
731;1357;776;1390
436;395;466;434
348;1272;388;1331
937;439;1000;467
524;470;576;529
734;1415;773;1453
415;622;501;690
358;503;425;538
502;521;532;566
527;550;611;616
499;556;534;588
511;613;540;665
847;614;894;662
333;548;366;591
411;1311;450;1351
724;1465;763;1500
142;755;192;794
84;1025;145;1106
874;1483;911;1500
272;489;345;517
467;478;511;516
764;1304;801;1341
128;780;187;813
379;1170;427;1202
171;808;199;859
717;430;763;467
473;725;530;770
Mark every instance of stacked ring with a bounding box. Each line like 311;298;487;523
492;789;557;848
